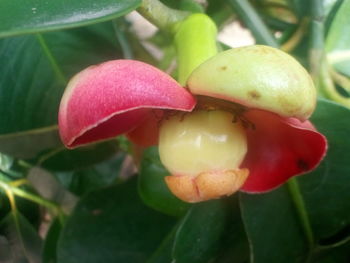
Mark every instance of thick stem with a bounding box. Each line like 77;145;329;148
137;0;190;32
287;178;315;249
228;0;278;47
309;0;325;91
174;13;218;85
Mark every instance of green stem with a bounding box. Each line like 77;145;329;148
0;180;64;217
320;63;350;106
281;18;308;53
287;178;315;249
309;0;325;91
318;235;350;250
36;34;67;86
5;189;32;260
174;14;218;85
228;0;279;47
137;0;190;32
113;19;134;59
329;67;350;92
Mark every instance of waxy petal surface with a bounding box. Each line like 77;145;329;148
59;60;195;148
241;109;327;192
187;45;316;121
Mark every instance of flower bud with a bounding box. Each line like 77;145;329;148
187;45;316;121
159;110;249;202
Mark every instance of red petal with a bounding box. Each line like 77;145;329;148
126;110;163;147
241;109;327;193
59;60;195;148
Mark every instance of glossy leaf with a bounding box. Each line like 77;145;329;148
43;218;63;263
312;241;350;263
326;0;350;77
54;153;126;197
172;200;230;263
56;178;176;263
0;0;141;38
240;187;308;263
300;99;350;239
0;22;123;157
0;35;63;133
0;211;43;263
146;229;176;263
139;147;190;216
212;196;249;263
240;99;350;262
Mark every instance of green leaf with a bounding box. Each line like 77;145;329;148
300;98;350;240
239;99;350;262
0;22;122;157
40;140;120;171
326;0;350;77
0;35;62;133
0;0;141;38
172;200;230;263
0;211;43;263
0;154;15;173
213;196;249;263
54;153;126;196
56;178;176;263
139;147;190;216
312;240;350;263
240;187;308;263
146;228;177;263
43;218;63;263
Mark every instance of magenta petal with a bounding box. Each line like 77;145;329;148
59;60;196;148
241;109;327;193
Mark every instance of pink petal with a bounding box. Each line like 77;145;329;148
59;60;196;148
126;110;163;147
240;109;327;193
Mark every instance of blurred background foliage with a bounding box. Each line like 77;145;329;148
1;0;350;262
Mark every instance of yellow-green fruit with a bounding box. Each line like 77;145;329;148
158;110;249;203
159;110;247;177
187;45;316;121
